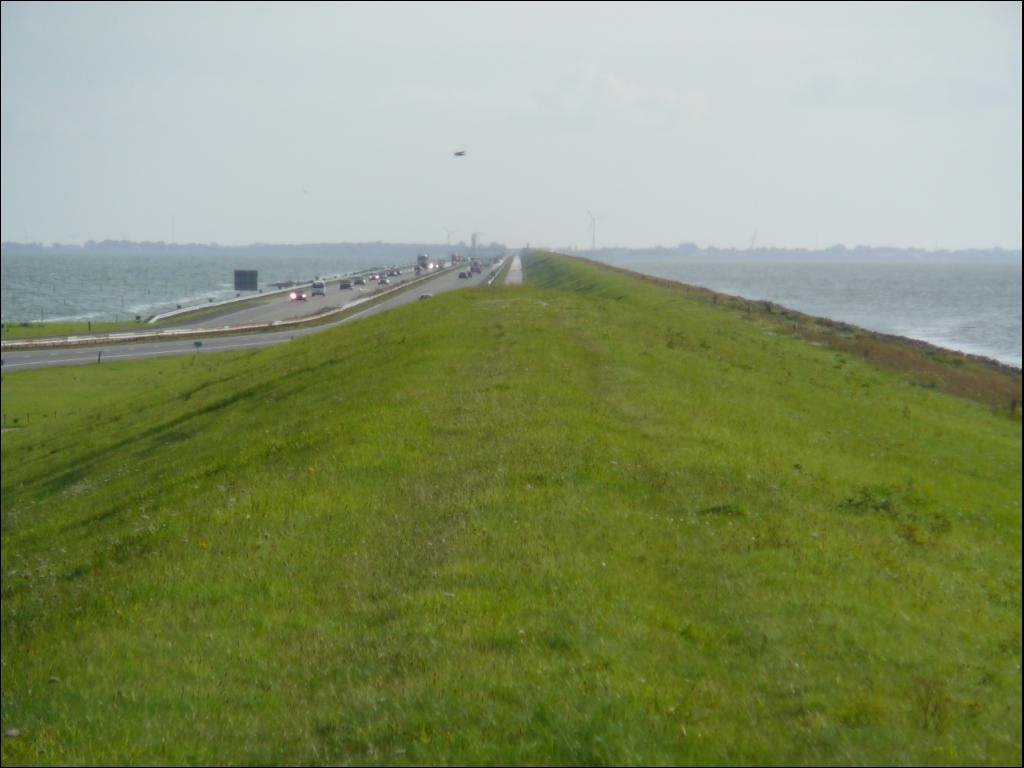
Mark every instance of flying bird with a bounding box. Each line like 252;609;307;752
453;150;466;157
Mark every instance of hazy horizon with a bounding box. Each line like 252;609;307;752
2;237;1021;255
2;2;1021;251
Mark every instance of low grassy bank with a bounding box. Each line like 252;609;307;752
1;320;146;340
2;252;1020;764
1;294;286;342
542;254;1022;416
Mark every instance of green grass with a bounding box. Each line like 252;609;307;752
1;320;148;340
495;254;515;284
2;251;1020;765
1;294;288;341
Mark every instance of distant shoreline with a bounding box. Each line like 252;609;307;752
2;240;1020;260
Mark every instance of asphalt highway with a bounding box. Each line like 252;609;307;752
169;269;422;329
3;263;499;371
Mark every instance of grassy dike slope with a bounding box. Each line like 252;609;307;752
2;251;1020;765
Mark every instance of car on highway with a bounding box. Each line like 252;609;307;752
340;279;352;289
289;290;308;301
311;280;326;296
354;277;366;286
378;277;390;285
458;271;470;279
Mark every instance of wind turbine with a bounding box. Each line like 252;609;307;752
587;210;603;251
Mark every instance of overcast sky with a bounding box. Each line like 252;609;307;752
2;1;1021;250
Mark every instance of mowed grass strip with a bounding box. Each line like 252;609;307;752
1;321;146;341
1;252;1020;765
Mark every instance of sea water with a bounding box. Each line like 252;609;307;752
0;249;404;325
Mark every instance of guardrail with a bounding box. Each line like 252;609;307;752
486;256;510;286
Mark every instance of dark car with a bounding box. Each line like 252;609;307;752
458;271;469;279
289;290;308;301
340;279;352;289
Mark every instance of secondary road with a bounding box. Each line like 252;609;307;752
3;263;500;371
505;254;523;285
